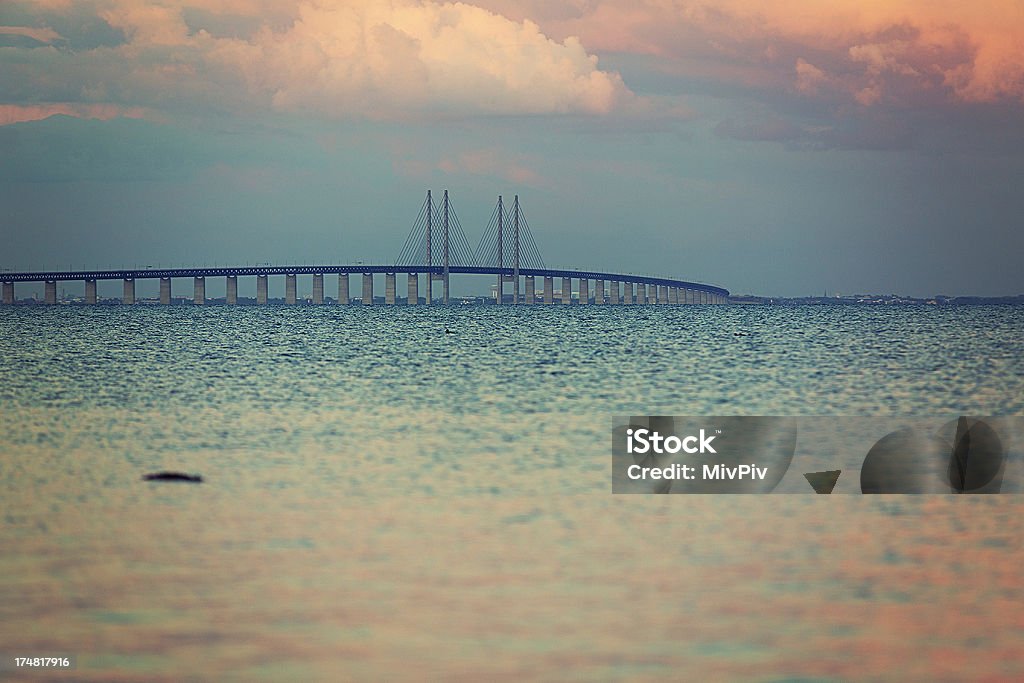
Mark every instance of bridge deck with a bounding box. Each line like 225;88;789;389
1;265;728;296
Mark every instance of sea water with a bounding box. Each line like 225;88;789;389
1;304;1022;680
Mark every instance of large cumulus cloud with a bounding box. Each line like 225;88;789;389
0;0;630;123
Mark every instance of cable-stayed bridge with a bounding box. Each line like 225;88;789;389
1;191;729;306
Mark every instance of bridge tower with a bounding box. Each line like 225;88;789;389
425;189;432;304
496;195;503;305
513;195;520;304
397;190;477;304
443;190;450;304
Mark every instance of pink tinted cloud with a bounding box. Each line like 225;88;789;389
0;25;63;43
396;147;546;187
475;0;1024;107
0;103;150;126
6;0;631;120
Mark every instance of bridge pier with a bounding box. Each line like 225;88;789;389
443;273;450;305
159;277;170;305
594;279;603;304
407;274;418;305
362;273;373;305
312;274;323;304
622;281;633;304
543;276;553;304
525;276;535;304
385;273;396;305
579;278;588;304
2;282;13;305
496;274;503;305
122;278;135;305
338;274;349;305
257;275;268;304
513;275;519;305
226;276;238;305
44;280;57;305
609;280;619;304
285;274;297;305
86;279;97;304
193;276;204;305
669;287;678;305
562;277;571;304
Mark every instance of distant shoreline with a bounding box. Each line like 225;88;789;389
730;294;1024;305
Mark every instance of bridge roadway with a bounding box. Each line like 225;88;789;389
1;265;729;305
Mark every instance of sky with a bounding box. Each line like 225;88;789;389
1;0;1023;297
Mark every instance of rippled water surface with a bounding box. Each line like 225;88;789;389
1;304;1022;680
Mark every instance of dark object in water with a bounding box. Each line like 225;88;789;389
445;328;454;334
143;471;203;483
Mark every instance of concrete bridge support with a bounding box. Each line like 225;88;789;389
609;280;620;304
2;282;13;305
407;274;418;305
338;274;349;305
513;276;519;305
495;275;503;305
192;277;204;305
122;278;135;305
362;273;373;305
45;280;57;304
257;275;268;304
86;279;97;305
525;276;535;304
443;274;450;305
312;274;323;304
543;276;553;304
594;279;604;304
385;273;396;305
579;278;588;304
562;277;572;304
285;274;297;305
226;276;238;305
159;278;170;305
623;281;633;304
659;285;668;304
670;287;678;305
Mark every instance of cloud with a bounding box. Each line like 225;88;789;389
474;0;1024;107
0;103;149;126
396;146;547;187
0;26;63;43
1;0;631;121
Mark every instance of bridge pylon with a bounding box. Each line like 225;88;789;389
476;194;544;304
396;190;476;304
